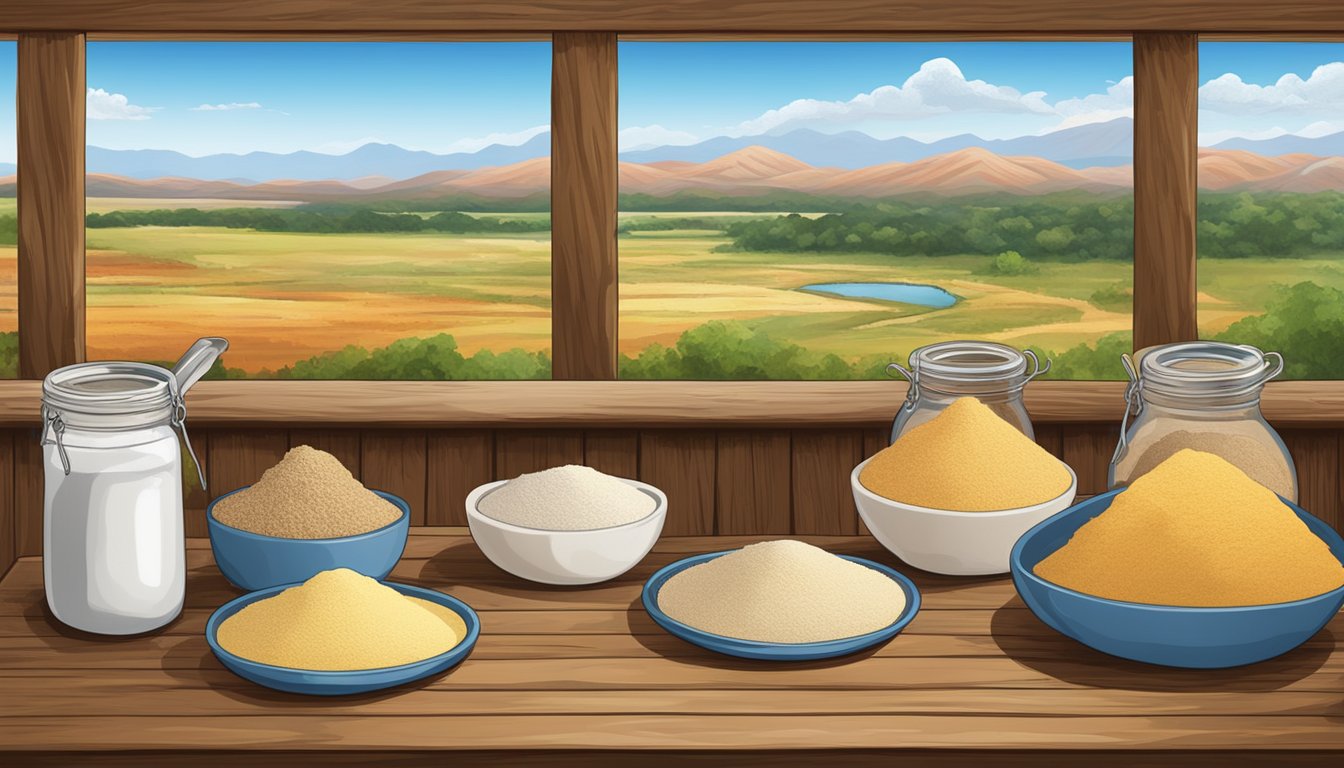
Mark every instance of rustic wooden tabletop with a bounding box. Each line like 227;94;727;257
0;529;1340;766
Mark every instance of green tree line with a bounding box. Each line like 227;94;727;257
84;208;550;235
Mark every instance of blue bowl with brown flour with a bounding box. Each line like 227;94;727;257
207;486;410;591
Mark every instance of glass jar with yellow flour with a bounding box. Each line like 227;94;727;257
1109;341;1296;502
888;341;1048;443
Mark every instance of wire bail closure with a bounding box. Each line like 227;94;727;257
40;405;71;475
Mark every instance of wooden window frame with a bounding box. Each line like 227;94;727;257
2;2;1342;425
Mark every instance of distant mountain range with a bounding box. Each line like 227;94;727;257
4;118;1344;186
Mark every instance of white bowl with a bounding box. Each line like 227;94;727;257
851;457;1077;576
465;478;667;585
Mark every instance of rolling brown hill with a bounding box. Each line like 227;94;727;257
37;146;1344;204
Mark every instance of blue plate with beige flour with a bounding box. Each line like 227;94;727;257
206;581;479;695
642;550;920;660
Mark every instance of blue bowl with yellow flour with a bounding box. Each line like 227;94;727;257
207;486;410;591
642;550;920;661
206;580;479;696
1012;488;1344;668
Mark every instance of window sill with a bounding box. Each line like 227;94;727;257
0;378;1339;428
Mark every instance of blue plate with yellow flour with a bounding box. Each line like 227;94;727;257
642;550;920;661
206;581;479;695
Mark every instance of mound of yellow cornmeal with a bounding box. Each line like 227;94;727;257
859;397;1072;511
1035;450;1344;607
217;569;467;671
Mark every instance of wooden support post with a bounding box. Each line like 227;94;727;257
1133;32;1198;350
17;33;86;378
551;32;618;380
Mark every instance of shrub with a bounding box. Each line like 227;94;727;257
989;250;1033;275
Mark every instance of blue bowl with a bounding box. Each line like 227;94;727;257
1012;488;1344;668
206;581;479;695
642;550;920;660
207;486;410;591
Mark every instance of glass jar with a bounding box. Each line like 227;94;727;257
1109;341;1296;501
888;341;1049;443
41;362;207;635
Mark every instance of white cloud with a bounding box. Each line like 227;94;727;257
191;102;262;111
441;124;549;154
1049;76;1134;130
1200;63;1344;115
1197;126;1289;146
727;58;1054;137
619;124;699;151
87;88;157;121
1298;120;1344;138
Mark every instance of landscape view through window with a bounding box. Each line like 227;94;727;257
84;41;551;379
0;40;16;377
1197;42;1344;379
617;42;1135;380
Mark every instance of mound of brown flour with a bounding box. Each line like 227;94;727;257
212;445;400;539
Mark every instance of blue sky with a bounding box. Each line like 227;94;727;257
1;40;1344;164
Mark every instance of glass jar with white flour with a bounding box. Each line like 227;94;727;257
41;338;227;635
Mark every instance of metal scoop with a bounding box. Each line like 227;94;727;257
170;337;229;489
172;337;230;395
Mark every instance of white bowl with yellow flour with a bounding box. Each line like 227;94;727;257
466;466;667;585
853;458;1076;575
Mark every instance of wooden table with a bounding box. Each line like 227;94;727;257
1;529;1340;766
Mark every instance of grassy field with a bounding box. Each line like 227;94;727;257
0;195;1337;375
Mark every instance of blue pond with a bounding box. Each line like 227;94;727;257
803;282;958;309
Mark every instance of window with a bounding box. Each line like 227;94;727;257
616;41;1134;380
1197;42;1344;379
0;40;15;377
84;41;551;379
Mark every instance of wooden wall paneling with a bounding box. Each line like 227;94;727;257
1061;423;1120;497
858;428;889;536
206;430;288;501
14;432;42;557
361;431;428;526
1133;32;1198;349
1281;429;1341;533
289;430;361;478
551;32;617;380
791;430;864;536
716;431;792;535
0;432;14;576
638;431;715;536
1034;424;1065;461
583;430;638;479
426;430;494;527
495;430;584;480
16;32;85;378
181;429;210;539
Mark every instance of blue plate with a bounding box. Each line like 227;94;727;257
207;487;410;591
642;550;920;660
206;581;480;695
1012;488;1344;669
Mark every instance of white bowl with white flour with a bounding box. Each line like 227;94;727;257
466;465;667;585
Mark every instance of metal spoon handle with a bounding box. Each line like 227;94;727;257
171;337;230;395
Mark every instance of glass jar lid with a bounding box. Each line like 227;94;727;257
1131;341;1283;402
893;341;1049;396
42;362;178;426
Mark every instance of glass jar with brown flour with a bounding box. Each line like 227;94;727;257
1109;341;1296;501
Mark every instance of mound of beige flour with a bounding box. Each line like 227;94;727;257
478;465;655;531
657;540;907;643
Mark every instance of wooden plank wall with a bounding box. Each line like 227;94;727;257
3;422;1340;566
